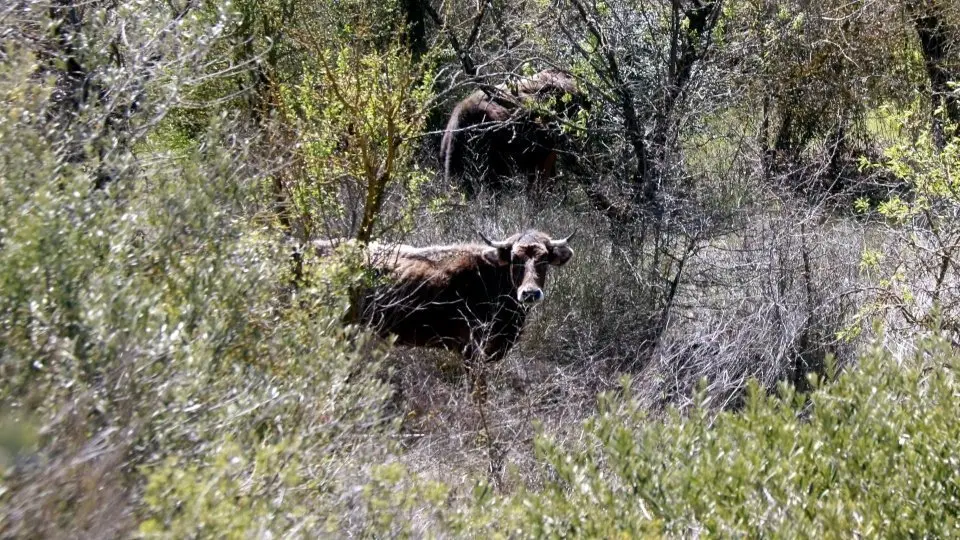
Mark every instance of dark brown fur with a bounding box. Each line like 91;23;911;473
314;230;574;366
440;69;588;194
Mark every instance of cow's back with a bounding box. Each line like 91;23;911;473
441;70;587;194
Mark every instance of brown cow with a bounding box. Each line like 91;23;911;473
314;230;575;397
440;69;588;195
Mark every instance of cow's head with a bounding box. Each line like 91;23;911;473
479;229;575;305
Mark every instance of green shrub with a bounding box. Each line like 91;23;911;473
856;119;960;344
275;14;438;241
449;334;960;537
356;333;960;537
0;15;394;536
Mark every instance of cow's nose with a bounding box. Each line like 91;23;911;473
519;288;544;304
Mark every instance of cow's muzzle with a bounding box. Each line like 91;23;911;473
519;287;544;304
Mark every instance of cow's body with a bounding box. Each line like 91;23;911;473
440;69;588;195
314;230;574;367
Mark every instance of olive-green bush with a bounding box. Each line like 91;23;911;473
356;333;960;537
431;334;958;538
0;15;393;536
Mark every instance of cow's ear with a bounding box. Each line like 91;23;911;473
549;245;573;266
482;247;511;266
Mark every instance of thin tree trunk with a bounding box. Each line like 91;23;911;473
908;3;959;147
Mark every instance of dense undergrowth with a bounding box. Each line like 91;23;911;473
1;0;959;536
438;334;960;537
0;41;395;535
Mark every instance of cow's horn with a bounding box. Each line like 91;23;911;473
477;230;511;249
550;231;577;247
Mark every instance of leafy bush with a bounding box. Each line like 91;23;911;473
0;8;394;536
381;333;960;537
858;119;960;344
276;42;437;241
253;0;442;243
